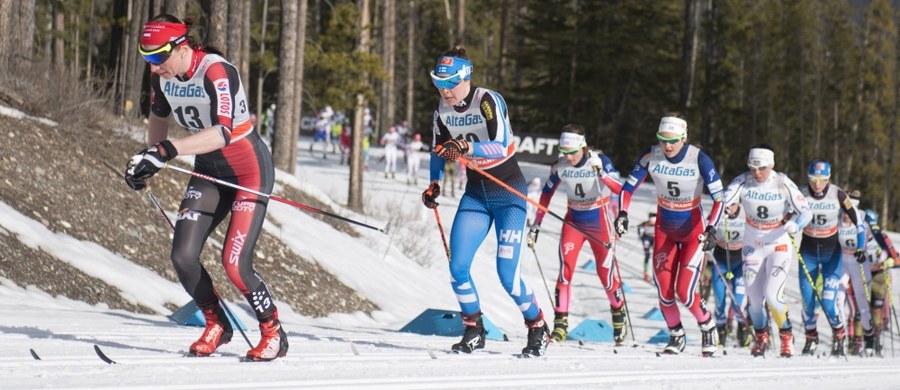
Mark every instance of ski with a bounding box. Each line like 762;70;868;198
93;345;117;364
29;348;41;360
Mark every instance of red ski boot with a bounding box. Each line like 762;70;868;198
246;313;289;361
779;328;794;357
189;303;233;356
751;327;769;357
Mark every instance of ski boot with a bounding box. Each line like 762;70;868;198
189;302;234;356
751;327;770;357
779;328;794;357
736;324;753;347
874;331;883;357
612;306;627;345
700;320;718;356
521;314;551;357
863;332;876;357
550;313;568;343
849;335;863;356
246;313;289;361
830;327;846;357
663;325;686;355
452;313;486;353
801;329;818;356
716;326;728;348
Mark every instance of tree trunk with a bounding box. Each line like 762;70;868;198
290;0;308;169
700;0;715;149
227;0;242;65
125;0;148;118
166;0;187;16
497;0;508;91
256;0;269;124
442;0;453;47
272;0;298;173
381;0;396;135
405;0;415;128
241;0;252;84
53;5;65;71
208;0;228;54
350;0;372;212
566;0;579;121
680;0;699;109
0;0;14;68
456;0;465;45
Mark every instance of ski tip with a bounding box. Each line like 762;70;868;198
427;348;437;360
93;345;117;364
381;222;392;235
29;348;41;360
655;352;662;357
578;340;584;346
613;349;618;354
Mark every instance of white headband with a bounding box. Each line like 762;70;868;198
748;148;775;168
658;117;687;137
559;132;586;152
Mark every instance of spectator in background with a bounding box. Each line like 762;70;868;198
406;133;426;185
380;126;401;179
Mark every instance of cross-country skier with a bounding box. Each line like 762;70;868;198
710;203;751;348
125;15;287;361
421;46;549;357
860;209;899;356
528;124;626;344
637;213;658;283
836;191;874;356
798;160;863;356
722;145;811;357
615;114;724;356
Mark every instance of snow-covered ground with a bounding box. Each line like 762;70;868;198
2;123;899;389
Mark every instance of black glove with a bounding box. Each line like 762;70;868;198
528;225;541;247
856;249;867;264
422;183;440;209
124;174;147;191
125;140;177;190
614;211;629;237
698;225;716;252
436;139;469;162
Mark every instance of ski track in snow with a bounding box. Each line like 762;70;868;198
2;131;900;389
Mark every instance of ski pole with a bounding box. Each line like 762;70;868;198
790;234;829;323
444;149;611;249
886;269;898;356
709;257;755;343
432;208;451;262
611;254;638;347
723;215;734;280
859;262;871;303
145;188;254;349
165;163;390;234
527;244;557;312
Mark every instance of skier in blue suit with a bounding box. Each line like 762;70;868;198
421;46;549;357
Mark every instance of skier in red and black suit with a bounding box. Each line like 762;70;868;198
124;14;286;361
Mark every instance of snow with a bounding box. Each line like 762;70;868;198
1;112;899;388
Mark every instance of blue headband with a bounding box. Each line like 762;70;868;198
434;56;472;80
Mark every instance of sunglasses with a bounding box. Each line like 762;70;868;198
656;133;684;144
559;148;580;155
430;67;470;90
808;176;829;185
139;35;186;65
748;165;770;171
